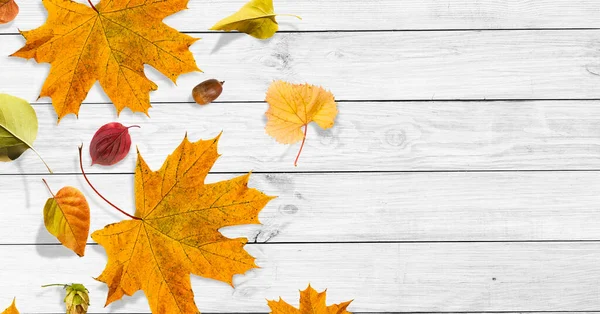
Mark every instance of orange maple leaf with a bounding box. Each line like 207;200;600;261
91;134;275;313
12;0;200;122
265;81;338;166
1;299;18;314
268;285;353;314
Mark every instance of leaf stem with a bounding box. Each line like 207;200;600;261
278;14;302;20
126;125;141;129
294;124;308;167
41;284;67;288
0;123;53;173
30;147;53;173
78;145;141;220
41;178;55;198
87;0;98;13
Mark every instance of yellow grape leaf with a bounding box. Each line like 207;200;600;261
265;81;338;166
210;0;301;39
91;134;275;314
0;0;19;24
1;299;18;314
12;0;200;122
268;285;353;314
42;179;90;257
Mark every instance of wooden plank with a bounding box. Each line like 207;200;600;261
2;243;600;312
3;0;600;34
2;101;600;174
2;31;600;103
3;171;600;244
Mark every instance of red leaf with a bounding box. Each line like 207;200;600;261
89;122;139;166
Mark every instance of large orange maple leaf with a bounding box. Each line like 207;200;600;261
12;0;200;122
268;285;353;314
91;134;274;313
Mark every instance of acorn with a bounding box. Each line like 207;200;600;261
192;79;224;105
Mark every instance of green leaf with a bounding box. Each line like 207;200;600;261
210;0;301;39
0;93;52;172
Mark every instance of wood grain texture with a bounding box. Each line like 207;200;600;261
2;243;600;313
2;0;600;33
3;171;600;244
2;31;600;103
2;101;600;174
1;1;599;313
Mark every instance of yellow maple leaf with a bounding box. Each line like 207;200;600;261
210;0;301;39
91;134;275;314
268;285;353;314
265;81;338;166
1;299;18;314
12;0;200;122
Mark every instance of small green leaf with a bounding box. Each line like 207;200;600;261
0;94;52;172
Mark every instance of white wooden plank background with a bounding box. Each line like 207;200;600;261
2;101;600;174
3;172;600;244
3;31;600;103
2;1;600;314
3;0;600;33
5;243;600;313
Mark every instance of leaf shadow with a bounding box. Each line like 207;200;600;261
278;21;301;31
14;162;31;207
210;33;245;54
86;245;150;313
35;224;74;258
0;21;16;32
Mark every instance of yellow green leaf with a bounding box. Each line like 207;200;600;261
43;179;90;257
0;94;52;172
210;0;301;39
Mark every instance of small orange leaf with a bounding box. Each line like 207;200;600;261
265;81;338;166
0;0;18;24
2;299;19;314
92;134;275;314
42;179;90;257
268;284;353;314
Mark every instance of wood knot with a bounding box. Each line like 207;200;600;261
279;204;299;215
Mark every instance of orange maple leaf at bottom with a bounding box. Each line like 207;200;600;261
91;134;275;314
268;285;353;314
1;299;18;314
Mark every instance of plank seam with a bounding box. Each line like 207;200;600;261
59;312;600;314
27;99;600;106
4;28;600;36
4;170;600;176
6;240;600;246
41;312;600;314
